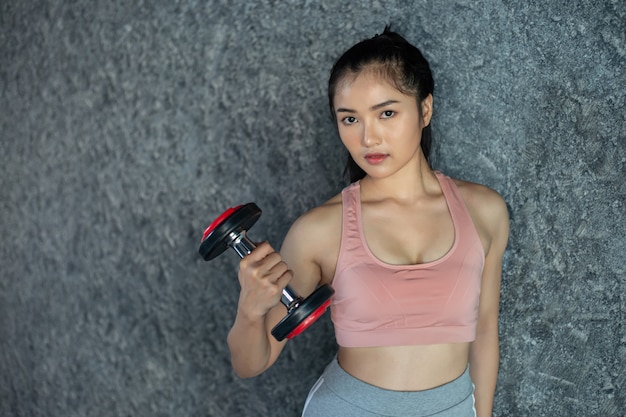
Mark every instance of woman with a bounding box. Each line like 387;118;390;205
226;27;509;417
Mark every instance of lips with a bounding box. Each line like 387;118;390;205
364;153;388;164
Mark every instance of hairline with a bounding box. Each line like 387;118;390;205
330;64;424;119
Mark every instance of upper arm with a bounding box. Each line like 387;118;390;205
467;190;508;417
475;188;510;334
261;202;341;365
279;196;342;292
279;213;327;296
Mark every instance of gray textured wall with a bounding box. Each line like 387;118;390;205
1;1;624;416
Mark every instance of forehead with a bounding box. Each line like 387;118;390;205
333;71;409;106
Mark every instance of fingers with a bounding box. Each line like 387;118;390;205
243;240;275;262
237;242;293;318
240;241;289;283
274;271;293;292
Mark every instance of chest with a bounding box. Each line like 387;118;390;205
330;234;484;338
361;199;455;266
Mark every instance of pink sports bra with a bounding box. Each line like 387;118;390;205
330;172;485;348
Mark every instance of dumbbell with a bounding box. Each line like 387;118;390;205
198;203;334;341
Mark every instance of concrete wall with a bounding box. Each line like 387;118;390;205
1;1;624;416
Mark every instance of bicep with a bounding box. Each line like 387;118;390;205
264;204;338;361
477;196;509;333
279;216;324;296
259;224;324;367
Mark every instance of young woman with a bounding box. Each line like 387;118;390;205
226;27;509;417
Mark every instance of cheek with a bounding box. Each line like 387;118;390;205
337;126;361;148
398;122;423;144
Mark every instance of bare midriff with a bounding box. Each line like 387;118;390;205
337;343;470;391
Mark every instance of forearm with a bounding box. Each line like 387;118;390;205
227;311;274;378
469;330;499;417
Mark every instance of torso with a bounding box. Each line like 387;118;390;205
298;172;493;391
337;343;470;391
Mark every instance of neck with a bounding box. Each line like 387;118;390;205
360;153;439;203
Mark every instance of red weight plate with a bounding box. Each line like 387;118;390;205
201;205;243;242
286;299;331;339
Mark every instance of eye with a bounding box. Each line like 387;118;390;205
381;110;395;119
341;116;358;126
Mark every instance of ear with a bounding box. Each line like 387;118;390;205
420;94;433;127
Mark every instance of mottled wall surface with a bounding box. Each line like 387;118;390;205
1;1;624;416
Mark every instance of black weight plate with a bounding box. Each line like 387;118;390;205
199;203;261;261
271;284;335;341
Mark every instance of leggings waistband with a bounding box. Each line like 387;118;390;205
318;358;475;416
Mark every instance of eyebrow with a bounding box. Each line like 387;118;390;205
335;99;400;114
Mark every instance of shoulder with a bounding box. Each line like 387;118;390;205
452;178;507;219
280;191;343;257
286;192;343;242
279;191;344;285
451;177;509;253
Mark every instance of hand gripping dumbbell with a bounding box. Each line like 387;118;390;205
198;203;334;341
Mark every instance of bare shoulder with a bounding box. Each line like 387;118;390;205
285;193;343;241
452;178;509;253
280;192;343;284
453;179;507;218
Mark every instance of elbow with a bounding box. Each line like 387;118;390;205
232;369;256;379
227;334;269;379
231;362;264;379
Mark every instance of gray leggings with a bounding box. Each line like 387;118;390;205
302;358;476;417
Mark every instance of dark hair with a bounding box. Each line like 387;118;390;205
328;26;435;183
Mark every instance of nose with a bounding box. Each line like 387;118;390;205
361;122;381;147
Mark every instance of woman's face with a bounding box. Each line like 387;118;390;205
333;72;432;180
